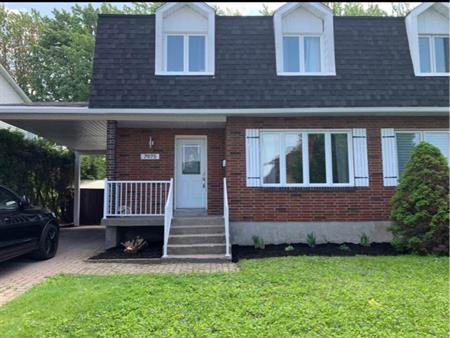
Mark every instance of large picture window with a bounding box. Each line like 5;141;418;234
260;130;353;187
396;131;449;175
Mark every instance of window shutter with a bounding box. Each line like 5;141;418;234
352;129;369;187
245;129;260;187
381;128;398;186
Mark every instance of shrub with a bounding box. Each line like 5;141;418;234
360;233;371;247
306;232;316;248
390;142;449;255
284;244;294;252
252;236;265;250
339;244;351;252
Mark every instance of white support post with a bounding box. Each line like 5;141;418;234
73;151;81;226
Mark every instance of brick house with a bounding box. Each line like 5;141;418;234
1;2;448;261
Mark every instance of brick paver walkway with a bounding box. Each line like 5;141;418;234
0;226;238;306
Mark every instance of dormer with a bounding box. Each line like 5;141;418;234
274;3;336;76
155;2;215;75
406;2;449;76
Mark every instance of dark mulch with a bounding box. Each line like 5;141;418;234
231;243;398;262
90;242;162;260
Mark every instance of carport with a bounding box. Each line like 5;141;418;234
0;103;106;226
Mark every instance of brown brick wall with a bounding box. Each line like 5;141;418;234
114;128;225;215
225;116;449;222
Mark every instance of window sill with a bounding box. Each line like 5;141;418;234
277;72;336;76
259;185;357;191
415;72;450;77
155;71;215;76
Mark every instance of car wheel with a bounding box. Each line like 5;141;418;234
32;223;59;260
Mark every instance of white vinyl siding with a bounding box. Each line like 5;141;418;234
257;130;354;188
245;129;261;187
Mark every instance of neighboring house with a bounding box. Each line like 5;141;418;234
0;64;34;139
0;2;448;261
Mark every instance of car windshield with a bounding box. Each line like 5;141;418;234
0;189;18;211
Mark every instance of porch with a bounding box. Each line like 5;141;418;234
102;178;231;260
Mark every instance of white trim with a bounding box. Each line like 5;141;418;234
0;64;31;103
274;2;335;76
0;106;447;120
155;2;215;76
174;135;208;210
259;129;354;188
405;2;450;76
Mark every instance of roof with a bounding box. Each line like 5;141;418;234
89;15;449;109
0;64;31;104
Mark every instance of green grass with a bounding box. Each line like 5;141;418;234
0;256;448;337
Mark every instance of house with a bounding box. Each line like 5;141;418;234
0;2;448;261
0;64;34;139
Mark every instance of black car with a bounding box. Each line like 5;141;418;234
0;185;59;263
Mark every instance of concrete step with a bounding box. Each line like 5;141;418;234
170;225;224;235
172;216;224;226
167;243;226;255
162;254;231;263
168;234;225;245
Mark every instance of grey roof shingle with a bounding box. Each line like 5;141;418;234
89;15;449;109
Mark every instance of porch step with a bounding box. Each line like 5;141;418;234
170;225;225;235
162;254;231;263
172;216;224;226
168;234;225;245
167;243;226;255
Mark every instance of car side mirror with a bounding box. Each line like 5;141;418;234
19;196;30;210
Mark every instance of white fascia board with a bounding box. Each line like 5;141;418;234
0;65;32;103
0;106;448;121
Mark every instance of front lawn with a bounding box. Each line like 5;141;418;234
0;256;447;337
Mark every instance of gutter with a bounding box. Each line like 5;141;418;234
0;106;448;121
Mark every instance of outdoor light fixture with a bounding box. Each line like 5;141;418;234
148;136;154;149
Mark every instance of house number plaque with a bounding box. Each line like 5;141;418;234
140;153;160;160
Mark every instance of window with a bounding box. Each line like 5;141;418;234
166;35;206;73
418;35;449;73
282;36;321;73
182;144;201;175
396;131;449;175
0;188;18;212
260;130;353;187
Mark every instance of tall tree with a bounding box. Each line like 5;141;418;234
259;4;274;16
324;2;388;16
213;4;241;16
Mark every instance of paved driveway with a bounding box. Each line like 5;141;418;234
0;226;237;306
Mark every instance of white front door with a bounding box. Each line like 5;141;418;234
175;137;207;209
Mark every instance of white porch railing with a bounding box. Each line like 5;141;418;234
163;178;174;258
223;177;231;257
103;180;172;217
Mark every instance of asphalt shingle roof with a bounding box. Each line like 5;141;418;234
89;15;449;109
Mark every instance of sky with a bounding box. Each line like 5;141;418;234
4;2;420;16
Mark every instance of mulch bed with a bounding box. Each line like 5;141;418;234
231;243;398;262
90;242;162;260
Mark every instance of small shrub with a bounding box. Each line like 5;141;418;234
339;244;351;252
360;233;371;247
252;236;265;250
284;244;294;252
306;233;316;248
390;142;449;255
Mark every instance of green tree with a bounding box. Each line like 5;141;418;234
81;155;106;180
391;2;411;16
259;4;274;16
324;2;388;16
390;143;449;255
213;4;241;16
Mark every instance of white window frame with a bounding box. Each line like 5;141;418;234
418;34;449;74
260;129;354;188
395;129;450;177
281;34;324;75
164;33;207;74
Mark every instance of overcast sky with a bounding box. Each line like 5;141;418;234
4;2;420;16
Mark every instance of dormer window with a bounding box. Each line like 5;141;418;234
406;2;449;76
274;3;335;76
155;2;215;76
166;35;206;72
418;35;449;73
